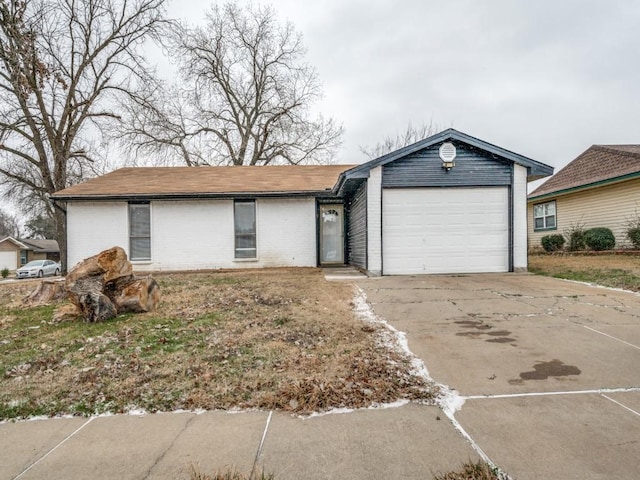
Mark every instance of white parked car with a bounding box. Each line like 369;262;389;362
16;260;61;279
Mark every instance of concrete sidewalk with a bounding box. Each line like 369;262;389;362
1;404;479;480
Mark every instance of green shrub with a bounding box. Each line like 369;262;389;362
541;234;565;252
564;221;587;251
584;227;615;251
627;227;640;249
1;267;8;279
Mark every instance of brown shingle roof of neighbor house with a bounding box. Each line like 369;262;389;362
51;165;358;199
529;145;640;198
20;239;59;253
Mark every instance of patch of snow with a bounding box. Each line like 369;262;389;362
353;287;464;411
304;399;411;419
562;278;640;296
124;408;148;416
353;287;512;479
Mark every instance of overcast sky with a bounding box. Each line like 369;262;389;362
161;0;640;178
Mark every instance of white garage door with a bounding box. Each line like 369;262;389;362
0;251;17;271
383;188;509;275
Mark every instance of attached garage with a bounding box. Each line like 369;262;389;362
382;187;509;274
338;128;554;276
0;237;26;271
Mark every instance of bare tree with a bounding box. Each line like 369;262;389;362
360;120;441;159
0;0;166;271
0;208;20;238
118;2;343;166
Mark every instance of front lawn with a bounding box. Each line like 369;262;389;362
0;269;436;420
529;253;640;291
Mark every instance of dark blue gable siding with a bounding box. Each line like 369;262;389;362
382;141;512;188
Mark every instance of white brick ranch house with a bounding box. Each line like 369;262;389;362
51;129;553;275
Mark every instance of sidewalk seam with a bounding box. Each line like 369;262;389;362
601;394;640;417
13;417;95;480
250;410;273;478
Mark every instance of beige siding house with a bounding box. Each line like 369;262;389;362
528;145;640;250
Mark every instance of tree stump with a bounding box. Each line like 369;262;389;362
64;246;160;322
23;279;67;306
114;276;161;313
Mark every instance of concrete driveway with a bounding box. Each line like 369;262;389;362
357;273;640;480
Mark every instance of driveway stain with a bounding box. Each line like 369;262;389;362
486;337;517;344
518;359;581;380
455;319;516;344
455;319;492;330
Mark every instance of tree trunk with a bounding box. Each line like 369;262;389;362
53;206;68;274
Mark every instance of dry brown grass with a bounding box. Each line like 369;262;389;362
0;268;437;419
529;253;640;291
433;461;503;480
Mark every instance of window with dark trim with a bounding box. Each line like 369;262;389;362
234;200;256;259
533;201;556;231
129;203;151;261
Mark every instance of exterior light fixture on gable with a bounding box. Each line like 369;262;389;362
439;142;456;171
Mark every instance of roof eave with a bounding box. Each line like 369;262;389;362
0;236;29;249
50;189;340;202
528;171;640;201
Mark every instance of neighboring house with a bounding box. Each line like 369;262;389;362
528;145;640;250
0;237;60;271
51;128;552;275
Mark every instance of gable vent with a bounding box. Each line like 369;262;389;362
439;142;457;162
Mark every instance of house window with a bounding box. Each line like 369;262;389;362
129;203;151;261
533;201;556;231
234;200;256;259
20;250;27;265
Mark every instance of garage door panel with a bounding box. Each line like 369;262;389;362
0;251;17;270
383;188;509;275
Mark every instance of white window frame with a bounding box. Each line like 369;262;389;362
533;200;557;231
129;202;151;262
234;200;257;259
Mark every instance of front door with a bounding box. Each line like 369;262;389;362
320;204;344;265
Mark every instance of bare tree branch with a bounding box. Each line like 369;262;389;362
116;2;343;166
0;0;167;271
360;120;442;159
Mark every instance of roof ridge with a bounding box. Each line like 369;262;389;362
592;145;640;159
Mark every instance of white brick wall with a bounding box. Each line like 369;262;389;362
367;166;382;275
67;198;317;272
148;199;234;271
513;164;528;271
67;202;128;269
256;198;317;267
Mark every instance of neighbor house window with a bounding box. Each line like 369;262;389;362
129;202;151;261
234;200;256;259
533;201;556;231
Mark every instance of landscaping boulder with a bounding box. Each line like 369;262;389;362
65;246;160;322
